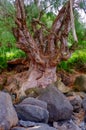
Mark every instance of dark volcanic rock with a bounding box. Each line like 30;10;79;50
0;92;18;130
15;98;49;123
38;84;73;122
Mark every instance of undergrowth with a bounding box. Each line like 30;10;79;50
0;48;26;70
58;49;86;72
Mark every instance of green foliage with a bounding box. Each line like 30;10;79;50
58;49;86;72
0;0;26;70
75;21;86;49
0;55;7;69
68;12;86;48
0;0;15;17
0;48;26;70
78;0;86;12
41;12;56;28
68;49;86;66
6;49;26;61
25;3;56;32
25;3;39;31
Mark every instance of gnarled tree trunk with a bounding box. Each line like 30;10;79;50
13;0;74;97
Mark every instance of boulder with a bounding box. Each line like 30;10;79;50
20;97;47;109
74;75;86;92
38;84;73;122
15;98;49;123
0;91;18;130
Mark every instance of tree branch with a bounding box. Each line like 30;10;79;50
15;0;45;66
47;1;73;65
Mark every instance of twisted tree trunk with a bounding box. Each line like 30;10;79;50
14;0;74;97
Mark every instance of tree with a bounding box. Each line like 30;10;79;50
13;0;77;97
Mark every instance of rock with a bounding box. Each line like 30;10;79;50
68;95;82;113
25;87;44;98
20;97;47;109
38;84;73;122
72;109;85;126
53;120;81;130
28;124;57;130
15;98;49;123
19;120;36;127
19;121;57;130
82;97;86;123
82;97;86;111
12;124;57;130
0;91;18;130
11;127;26;130
55;80;72;93
74;75;86;92
79;121;86;130
66;92;86;99
76;92;86;99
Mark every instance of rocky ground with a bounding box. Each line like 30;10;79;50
0;64;86;130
